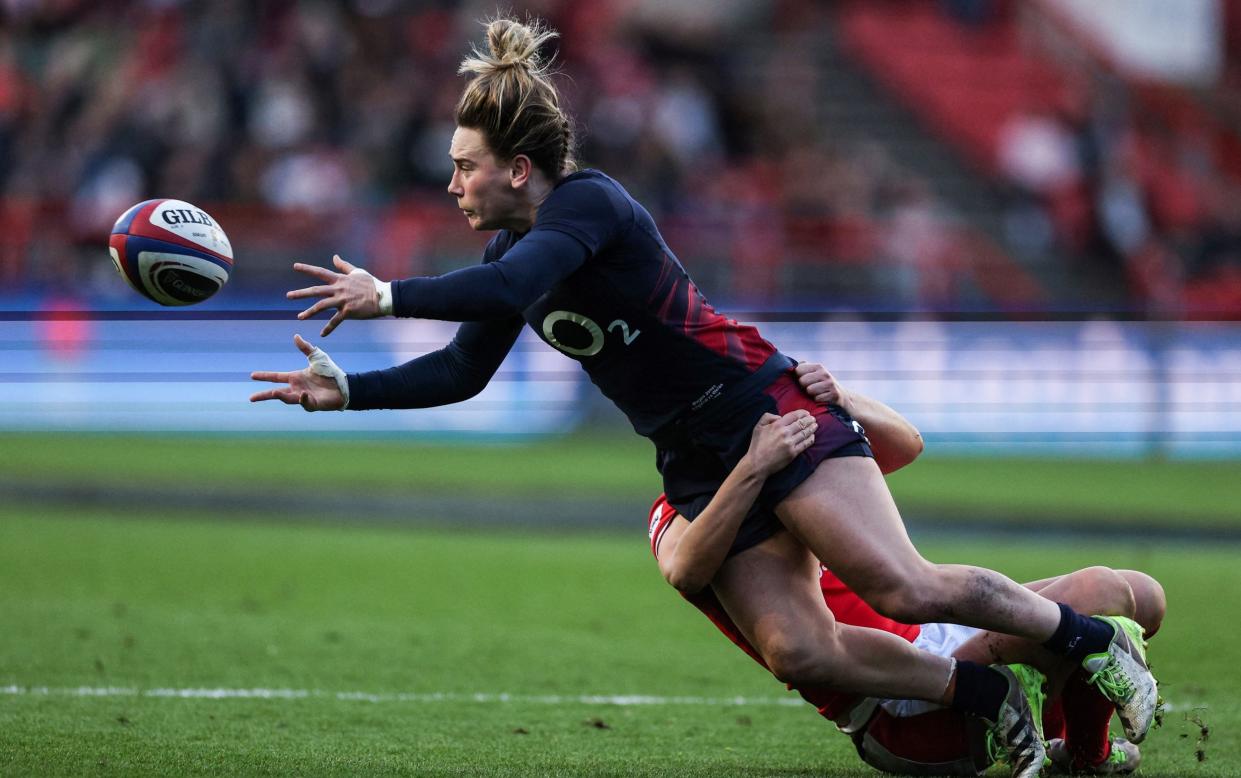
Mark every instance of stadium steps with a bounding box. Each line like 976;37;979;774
771;10;1050;306
823;2;1135;305
810;12;1012;245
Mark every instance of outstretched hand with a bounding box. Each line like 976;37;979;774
287;254;382;337
249;334;347;411
746;409;817;477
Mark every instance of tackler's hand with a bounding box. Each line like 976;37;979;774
795;362;853;413
746;409;817;477
287;255;390;337
249;334;349;411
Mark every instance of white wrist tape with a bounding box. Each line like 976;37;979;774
375;278;394;316
347;268;393;316
306;344;350;411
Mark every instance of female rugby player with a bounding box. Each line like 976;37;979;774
249;16;1156;771
648;363;1163;775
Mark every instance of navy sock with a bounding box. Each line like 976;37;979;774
950;660;1009;722
1042;602;1114;661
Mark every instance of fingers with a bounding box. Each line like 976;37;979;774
249;387;300;404
804;382;838;403
794;424;817;453
781;408;812;425
297;298;337;321
321;310;346;338
783;410;817;448
293;334;315;356
793;361;819;376
333;254;356;273
286;284;335;301
756;412;781;426
292;262;340;282
250;370;293;383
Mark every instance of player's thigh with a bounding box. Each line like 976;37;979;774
773;455;933;596
709;530;837;663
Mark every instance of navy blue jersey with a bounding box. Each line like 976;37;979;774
348;170;789;437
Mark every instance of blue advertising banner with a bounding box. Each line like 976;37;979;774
1;310;1238;457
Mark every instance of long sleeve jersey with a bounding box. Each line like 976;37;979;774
347;169;789;438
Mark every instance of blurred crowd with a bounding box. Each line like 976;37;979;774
1;0;1239;313
0;0;994;308
996;58;1241;314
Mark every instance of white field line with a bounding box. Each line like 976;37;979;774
0;685;803;708
1;685;1203;717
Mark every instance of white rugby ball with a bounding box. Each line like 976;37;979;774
109;199;233;306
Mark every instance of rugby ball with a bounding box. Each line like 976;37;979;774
109;199;233;306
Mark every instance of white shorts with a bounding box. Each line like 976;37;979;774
879;621;980;719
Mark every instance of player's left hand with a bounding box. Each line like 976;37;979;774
287;255;383;337
249;334;348;411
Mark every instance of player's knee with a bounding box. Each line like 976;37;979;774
857;564;943;624
1078;566;1137;617
866;591;924;624
1120;570;1166;638
762;634;840;686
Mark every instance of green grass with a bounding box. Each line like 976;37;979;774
0;432;655;499
1;506;1236;775
1;431;1239;527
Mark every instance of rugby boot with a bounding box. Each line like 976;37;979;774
1081;616;1157;744
983;664;1047;778
1047;736;1141;774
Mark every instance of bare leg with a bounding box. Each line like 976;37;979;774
710;529;955;702
775;456;1064;640
953;566;1137;688
1117;570;1166;637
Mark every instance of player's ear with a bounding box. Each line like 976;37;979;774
509;154;532;189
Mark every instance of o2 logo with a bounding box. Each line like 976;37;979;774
541;310;640;357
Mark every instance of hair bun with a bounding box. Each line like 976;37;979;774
488;19;541;68
460;17;558;77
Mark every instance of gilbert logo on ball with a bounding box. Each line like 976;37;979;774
109;199;233;306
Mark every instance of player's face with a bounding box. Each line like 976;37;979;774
447;127;527;231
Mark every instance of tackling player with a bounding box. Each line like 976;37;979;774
250;16;1157;772
648;363;1164;775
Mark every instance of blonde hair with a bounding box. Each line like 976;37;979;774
456;16;577;180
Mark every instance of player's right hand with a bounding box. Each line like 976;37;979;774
249;334;348;411
287;254;384;337
747;409;817;477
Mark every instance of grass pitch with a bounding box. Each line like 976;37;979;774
1;505;1236;776
2;431;1240;527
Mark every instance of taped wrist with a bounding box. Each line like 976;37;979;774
306;344;350;410
374;278;394;316
346;268;393;316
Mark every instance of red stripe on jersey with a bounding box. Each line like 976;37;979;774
655;278;680;323
677;282;777;369
646;254;674;305
724;325;744;364
685;281;728;356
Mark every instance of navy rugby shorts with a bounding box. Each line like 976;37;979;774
656;367;873;557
